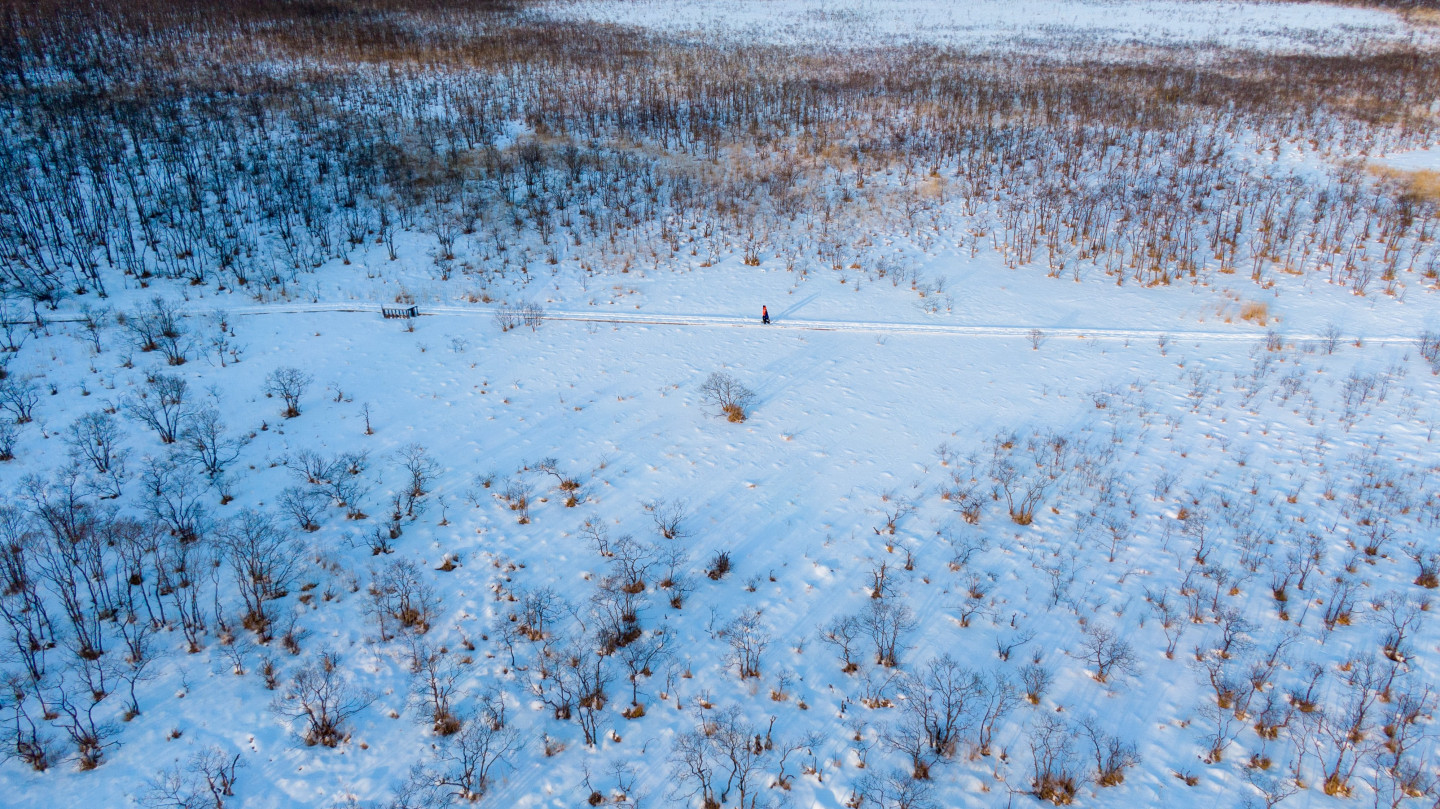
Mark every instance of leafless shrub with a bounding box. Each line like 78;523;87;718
408;641;462;736
66;410;127;497
498;476;533;523
494;301;544;332
721;608;768;679
264;367;312;419
0;377;39;425
698;372;756;423
1077;622;1137;684
705;549;731;581
123;374;189;443
424;699;522;802
0;421;17;461
669;706;777;809
896;654;984;762
988;429;1071;525
369;559;438;641
1410;549;1440;589
862;599;917;668
1417;330;1440;374
270;651;374;747
396;444;440;499
1019;659;1054;702
139;453;208;544
534;457;582;505
124;297;190;366
279;486;326;533
1;674;51;771
855;767;937;809
1077;716;1140;787
493;306;521;332
142;746;243;809
643;498;689;540
218;508;299;639
818;615;862;673
1029;714;1081;805
874;490;914;536
177;406;242;481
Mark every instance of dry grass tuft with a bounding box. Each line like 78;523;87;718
1369;164;1440;204
1240;301;1269;325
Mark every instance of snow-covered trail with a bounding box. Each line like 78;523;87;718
15;298;1420;343
166;300;1435;344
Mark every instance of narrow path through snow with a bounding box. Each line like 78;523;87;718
17;300;1420;344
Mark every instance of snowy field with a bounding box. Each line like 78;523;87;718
5;220;1440;808
1;2;1439;809
542;0;1429;54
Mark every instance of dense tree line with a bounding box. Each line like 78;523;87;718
0;0;1434;316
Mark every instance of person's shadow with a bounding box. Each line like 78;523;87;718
777;293;819;321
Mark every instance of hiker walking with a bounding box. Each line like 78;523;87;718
761;305;770;325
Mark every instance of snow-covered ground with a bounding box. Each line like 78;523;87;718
542;0;1430;54
4;217;1440;807
3;3;1440;809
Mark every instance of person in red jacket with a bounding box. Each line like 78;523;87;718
762;305;770;325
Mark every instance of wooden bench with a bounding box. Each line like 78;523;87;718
381;305;419;319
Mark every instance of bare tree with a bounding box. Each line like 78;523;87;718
51;675;115;769
408;641;462;735
698;372;757;423
818;614;862;673
218;509;299;639
0;673;51;771
1245;767;1301;809
874;490;915;536
617;628;669;709
513;585;568;643
976;671;1020;756
143;746;244;809
497;476;532;524
855;768;937;809
0;377;40;425
1077;623;1137;684
721;608;769;679
1077;715;1140;786
987;429;1071;525
1020;661;1052;705
428;699;522;801
279;486;326;533
862;599;917;668
264;367;312;418
533;457;582;506
369;559;438;641
123;297;189;365
0;421;17;461
270;651;374;747
1029;714;1081;805
178;406;241;480
124;374;189;444
670;707;774;809
66;411;127;498
396;444;440;499
897;654;985;761
571;637;611;747
643;498;689;540
670;722;721;808
139;453;208;544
